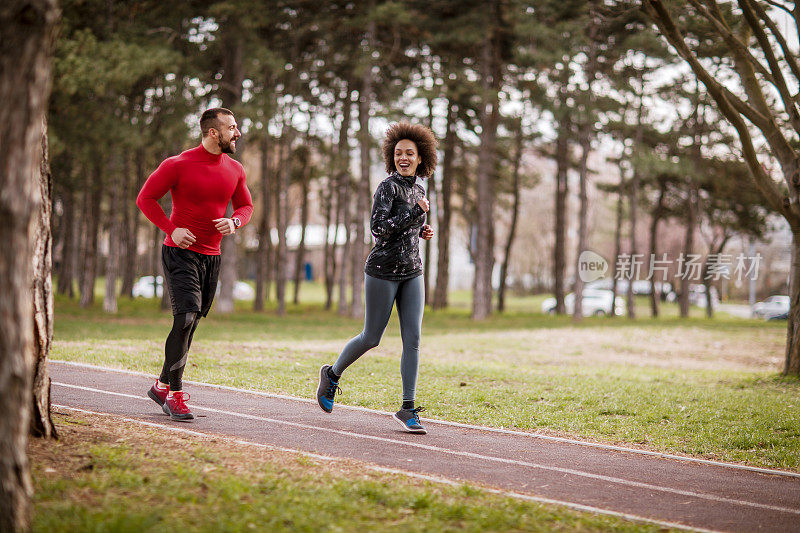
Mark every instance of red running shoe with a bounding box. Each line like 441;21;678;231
147;381;169;407
162;391;194;421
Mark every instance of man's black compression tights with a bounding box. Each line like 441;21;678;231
159;311;200;391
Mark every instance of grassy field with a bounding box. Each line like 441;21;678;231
37;286;795;531
50;285;797;471
30;411;666;532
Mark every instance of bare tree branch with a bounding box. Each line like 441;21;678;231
739;0;800;134
750;0;800;96
642;0;794;222
703;0;799;171
642;2;770;130
759;0;794;17
703;1;773;118
687;0;775;85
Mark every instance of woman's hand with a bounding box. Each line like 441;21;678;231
421;224;434;240
417;197;430;212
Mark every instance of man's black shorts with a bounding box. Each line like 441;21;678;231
162;245;221;317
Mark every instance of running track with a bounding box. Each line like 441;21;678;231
49;361;800;532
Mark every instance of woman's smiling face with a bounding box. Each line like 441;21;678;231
394;139;422;177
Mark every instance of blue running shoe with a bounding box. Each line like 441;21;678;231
393;406;427;434
316;364;341;413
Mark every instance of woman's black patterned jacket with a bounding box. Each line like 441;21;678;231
364;172;426;281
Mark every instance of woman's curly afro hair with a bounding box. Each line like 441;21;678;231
382;122;438;177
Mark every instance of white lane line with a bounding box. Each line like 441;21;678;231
368;467;717;533
52;404;707;533
49;360;800;480
52;381;800;517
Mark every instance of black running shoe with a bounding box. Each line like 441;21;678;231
393;406;427;434
316;364;341;413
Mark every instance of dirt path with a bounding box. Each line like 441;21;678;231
50;361;800;532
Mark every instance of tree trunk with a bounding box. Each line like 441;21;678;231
786;231;800;375
216;19;246;315
255;134;271;311
103;163;121;313
424;97;435;305
610;177;624;319
149;224;161;303
679;184;697;318
118;151;132;298
0;2;59;530
120;148;143;298
627;75;644;320
77;184;89;301
573;132;590;322
56;188;76;297
32;118;56;439
498;116;523;313
702;262;714;319
327;188;343;311
649;179;666;318
351;59;373;319
553;93;570;315
337;180;352;316
680;92;703;319
702;236;730;319
293;143;310;305
472;20;501;320
626;175;638;320
433;97;455;310
275;122;293;316
80;163;103;308
217;208;237;313
323;153;338;311
337;96;353;317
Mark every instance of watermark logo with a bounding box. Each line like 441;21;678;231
606;252;762;282
578;250;609;282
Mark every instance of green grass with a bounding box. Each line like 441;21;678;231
52;285;798;470
32;412;666;532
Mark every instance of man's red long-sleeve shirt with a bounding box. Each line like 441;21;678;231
137;144;254;255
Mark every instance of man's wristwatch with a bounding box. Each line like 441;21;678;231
232;217;241;229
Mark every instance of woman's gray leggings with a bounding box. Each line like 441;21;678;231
332;273;424;401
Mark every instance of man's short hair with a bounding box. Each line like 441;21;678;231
200;108;234;137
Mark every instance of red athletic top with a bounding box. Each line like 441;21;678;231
137;144;254;255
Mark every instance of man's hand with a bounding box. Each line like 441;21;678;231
213;218;236;235
417;197;430;212
421;224;434;240
171;227;196;249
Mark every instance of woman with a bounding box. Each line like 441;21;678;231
316;122;437;434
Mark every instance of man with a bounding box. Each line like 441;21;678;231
137;108;253;421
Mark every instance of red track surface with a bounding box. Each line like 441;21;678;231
50;361;800;532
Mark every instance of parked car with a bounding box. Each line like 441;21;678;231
585;279;675;300
132;275;163;298
541;289;625;317
132;276;255;301
753;295;790;319
215;281;255;301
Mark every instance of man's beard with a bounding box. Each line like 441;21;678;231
219;136;236;154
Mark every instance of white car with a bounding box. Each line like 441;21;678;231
132;275;163;298
216;281;255;301
753;295;790;319
541;289;625;317
133;276;254;301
